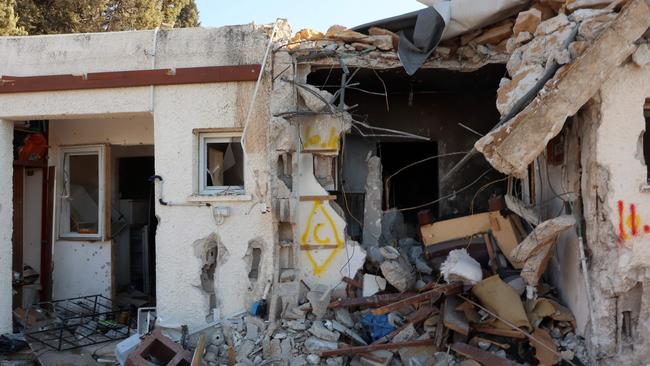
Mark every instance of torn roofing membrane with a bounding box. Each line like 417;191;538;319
353;0;526;75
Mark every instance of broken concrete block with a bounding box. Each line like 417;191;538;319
351;42;377;52
368;27;399;48
304;336;338;353
633;43;650;67
291;355;308;366
270;117;296;152
380;254;416;292
569;8;612;22
124;329;193;366
381;209;405;245
567;0;615;12
568;40;589;59
510;215;575;266
308;321;340;342
307;354;321;365
497;65;545;116
360;350;393;366
378;246;400;260
513;9;542;36
473;22;514;45
368;35;394;51
326;357;344;366
577;13;616;41
535;13;570;36
307;285;332;320
440;249;483;285
415;258;433;275
362;274;387;297
334;308;355;328
327;29;371;43
398;334;437;366
291;28;325;44
297;84;335;113
363;156;383;250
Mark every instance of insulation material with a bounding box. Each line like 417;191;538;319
472;275;532;331
440;249;483;285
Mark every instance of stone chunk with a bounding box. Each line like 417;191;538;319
369;35;394;51
368;27;399;48
307;285;332;320
535;13;570;36
513;9;542;36
577;13;616;41
362;274;387;297
497;65;545;116
633;43;650;67
304;336;338;353
567;0;615;12
380;254;416;292
334;308;355;328
473;22;514;45
308;321;340;342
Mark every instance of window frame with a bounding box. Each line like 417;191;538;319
198;131;246;196
57;145;106;240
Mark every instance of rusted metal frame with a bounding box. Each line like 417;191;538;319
328;292;417;309
0;65;261;94
371;282;463;315
320;339;437;357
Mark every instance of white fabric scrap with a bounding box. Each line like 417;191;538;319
440;248;483;285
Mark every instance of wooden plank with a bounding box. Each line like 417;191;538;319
489;212;522;268
299;195;337;202
372;305;438;344
451;342;522;366
329;293;416;309
319;339;437;357
371;283;462;315
421;213;492;246
0;65;262;94
473;325;527;339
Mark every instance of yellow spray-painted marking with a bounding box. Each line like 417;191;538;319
300;200;343;276
303;126;340;150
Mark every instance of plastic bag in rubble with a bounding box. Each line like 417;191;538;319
440;248;482;285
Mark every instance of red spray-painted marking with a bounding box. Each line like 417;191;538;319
631;204;638;236
618;200;627;245
644;225;650;233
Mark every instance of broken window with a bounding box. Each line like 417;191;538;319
198;131;245;195
58;145;106;239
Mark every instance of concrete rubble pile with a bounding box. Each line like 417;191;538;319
108;196;582;366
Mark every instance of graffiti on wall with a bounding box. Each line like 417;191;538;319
300;200;344;276
302;125;340;150
617;200;650;245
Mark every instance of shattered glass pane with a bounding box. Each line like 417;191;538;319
205;139;244;188
66;154;99;234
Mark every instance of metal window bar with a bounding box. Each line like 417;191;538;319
25;294;130;351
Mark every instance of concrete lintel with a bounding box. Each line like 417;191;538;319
475;0;650;178
0;119;13;334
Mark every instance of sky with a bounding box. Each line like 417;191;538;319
195;0;426;33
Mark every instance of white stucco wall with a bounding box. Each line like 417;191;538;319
0;120;13;334
0;25;277;331
588;61;650;363
48;116;154;301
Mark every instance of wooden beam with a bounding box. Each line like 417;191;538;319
451;342;522;366
0;65;261;94
319;339;437;357
475;0;650;177
299;195;337;202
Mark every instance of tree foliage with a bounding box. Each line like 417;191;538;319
1;0;199;36
0;0;26;35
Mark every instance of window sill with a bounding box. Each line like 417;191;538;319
187;194;253;203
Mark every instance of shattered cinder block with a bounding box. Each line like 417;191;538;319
125;330;192;366
513;9;542;36
497;65;545;116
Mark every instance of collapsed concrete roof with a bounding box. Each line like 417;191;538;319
476;0;650;178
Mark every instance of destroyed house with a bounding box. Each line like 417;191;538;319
2;0;650;364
